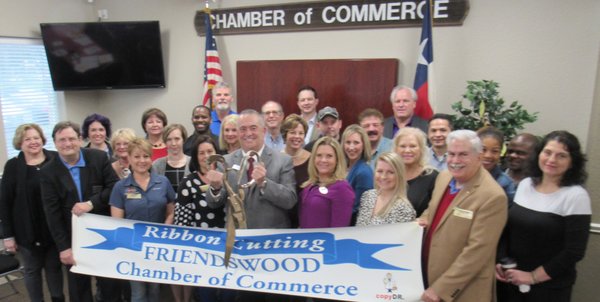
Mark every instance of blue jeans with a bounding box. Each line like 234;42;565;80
130;280;160;302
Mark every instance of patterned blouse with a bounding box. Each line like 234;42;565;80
356;189;416;226
174;172;226;228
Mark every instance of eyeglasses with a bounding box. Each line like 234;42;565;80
262;110;282;116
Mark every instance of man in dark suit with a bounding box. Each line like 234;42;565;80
418;130;507;302
40;121;120;302
206;109;297;301
383;85;429;138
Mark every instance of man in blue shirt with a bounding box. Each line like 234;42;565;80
427;113;453;171
41;121;120;302
209;81;237;136
261;100;285;152
358;108;393;169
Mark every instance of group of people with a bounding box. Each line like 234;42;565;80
0;82;591;302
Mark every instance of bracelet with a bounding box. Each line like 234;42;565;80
531;271;538;285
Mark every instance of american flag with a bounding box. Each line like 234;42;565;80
202;10;223;107
413;0;434;119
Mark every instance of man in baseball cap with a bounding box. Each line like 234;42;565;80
304;106;342;151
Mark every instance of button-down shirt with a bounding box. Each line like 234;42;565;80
59;151;86;201
264;133;284;152
210;109;236;136
428;147;447;171
304;114;317;145
369;137;393;170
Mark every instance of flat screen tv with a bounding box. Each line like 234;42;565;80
40;21;166;90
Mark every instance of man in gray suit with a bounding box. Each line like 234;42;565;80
206;109;297;301
206;109;297;228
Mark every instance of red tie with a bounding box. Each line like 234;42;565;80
247;157;255;180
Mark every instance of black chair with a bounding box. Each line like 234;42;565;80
0;252;24;299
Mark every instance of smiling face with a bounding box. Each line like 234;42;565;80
343;132;364;165
88;121;106;145
395;134;421;167
113;138;130;159
144;114;164;137
54;127;82;162
128;147;152;174
297;90;319;116
166;128;184;155
197;142;217;173
538;140;572;180
375;160;397;193
359;115;384;146
428;118;451;149
191;107;211;134
285;123;306;151
21;128;44;156
391;89;416;120
262;102;284;130
317;116;342;139
447;139;481;184
238;114;265;152
213;87;233;111
506;136;536;172
223;122;239;146
480;136;502;171
315;144;337;179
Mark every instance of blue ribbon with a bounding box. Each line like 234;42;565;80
84;223;409;271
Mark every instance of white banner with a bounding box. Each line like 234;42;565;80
72;214;424;302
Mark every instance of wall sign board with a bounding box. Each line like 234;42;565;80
195;0;469;36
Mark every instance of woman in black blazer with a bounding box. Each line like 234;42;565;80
0;123;64;302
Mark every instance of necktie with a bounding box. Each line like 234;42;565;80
247;157;255;180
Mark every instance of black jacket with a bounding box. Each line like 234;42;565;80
40;148;118;252
0;149;57;248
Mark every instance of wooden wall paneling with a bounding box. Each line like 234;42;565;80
236;59;398;128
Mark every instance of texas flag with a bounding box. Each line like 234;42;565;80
413;0;434;120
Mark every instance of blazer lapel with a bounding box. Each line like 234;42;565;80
435;168;484;229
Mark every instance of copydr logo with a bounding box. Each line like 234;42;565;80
374;272;405;301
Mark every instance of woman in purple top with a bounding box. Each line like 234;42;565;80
299;136;355;228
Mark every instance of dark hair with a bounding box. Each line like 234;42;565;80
530;130;587;186
82;113;112;139
297;85;318;99
429;113;454;130
357;108;384;124
192;105;211;117
141;108;168;133
188;135;219;173
477;126;504;145
52;121;81;140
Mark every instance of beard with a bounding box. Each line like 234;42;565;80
216;103;229;111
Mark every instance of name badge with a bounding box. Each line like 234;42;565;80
232;164;241;171
200;184;209;192
126;193;142;199
453;207;473;220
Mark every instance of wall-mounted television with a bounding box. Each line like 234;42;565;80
40;21;166;90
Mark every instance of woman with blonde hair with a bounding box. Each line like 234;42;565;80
341;124;374;225
218;114;240;154
299;137;354;228
110;128;137;179
394;127;438;216
110;138;175;302
356;152;416;225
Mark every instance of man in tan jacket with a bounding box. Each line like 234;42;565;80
419;130;508;302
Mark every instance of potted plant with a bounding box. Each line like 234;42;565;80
451;80;538;141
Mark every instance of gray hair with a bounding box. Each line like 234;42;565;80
238;109;265;128
212;81;232;96
447;130;483;153
389;85;417;103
